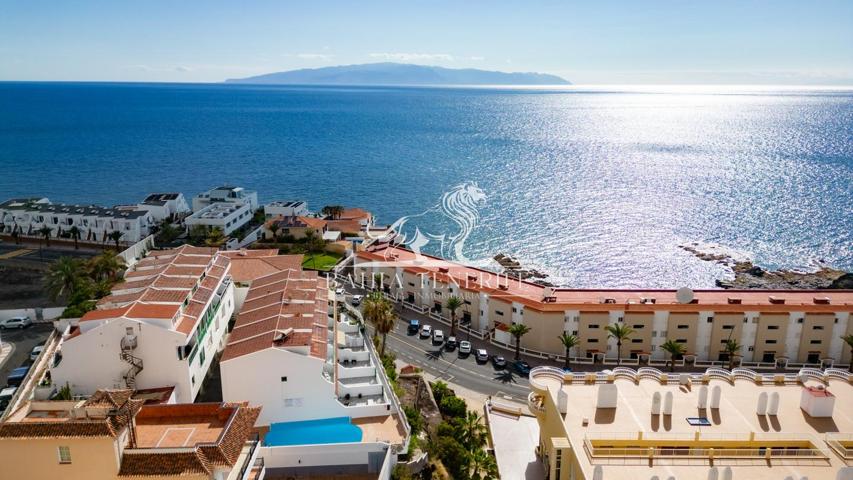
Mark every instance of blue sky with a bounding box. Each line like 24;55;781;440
1;0;851;84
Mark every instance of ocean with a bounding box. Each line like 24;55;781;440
0;82;851;287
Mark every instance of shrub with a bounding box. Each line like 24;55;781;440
439;395;467;418
434;435;471;479
430;380;451;404
403;405;424;436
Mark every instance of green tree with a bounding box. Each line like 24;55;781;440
267;221;281;242
661;339;686;372
156;221;180;244
204;227;226;247
723;338;742;370
430;380;451;404
469;448;498;480
88;250;126;281
38;225;52;247
457;411;488;451
363;291;395;356
372;272;384;291
107;230;124;249
45;257;85;301
321;205;345;219
508;323;531;361
843;334;853;373
67;226;82;250
439;395;467;418
558;332;580;370
434;435;470;480
445;295;463;336
605;323;635;366
304;229;326;269
189;225;208;245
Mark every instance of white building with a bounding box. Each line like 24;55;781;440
135;193;191;222
51;245;235;403
192;185;258;212
184;202;253;236
0;197;155;244
264;201;308;218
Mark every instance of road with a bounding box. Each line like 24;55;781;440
0;324;53;387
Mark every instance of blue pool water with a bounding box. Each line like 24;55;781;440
264;417;363;446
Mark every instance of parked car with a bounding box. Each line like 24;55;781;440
335;287;345;296
458;341;472;355
0;386;17;413
432;329;444;345
29;345;45;362
350;294;363;306
419;324;432;339
445;336;457;351
0;316;32;330
475;348;489;363
491;355;507;369
408;319;420;335
6;365;31;387
511;360;532;376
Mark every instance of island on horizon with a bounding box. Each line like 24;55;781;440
225;62;571;86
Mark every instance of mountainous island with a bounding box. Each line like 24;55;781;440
225;62;570;86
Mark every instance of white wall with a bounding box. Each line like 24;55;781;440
0;307;64;323
259;442;390;471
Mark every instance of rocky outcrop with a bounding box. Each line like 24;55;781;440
679;243;848;290
493;253;555;287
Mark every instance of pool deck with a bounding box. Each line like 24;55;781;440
352;415;406;444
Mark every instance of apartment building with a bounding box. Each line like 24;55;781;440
135;192;191;222
0;197;155;244
264;200;308;218
526;366;853;480
51;245;236;403
354;246;853;366
0;389;261;480
192;186;258;212
185;202;254;236
263;215;328;240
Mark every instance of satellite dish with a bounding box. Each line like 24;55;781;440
543;287;554;298
676;287;694;304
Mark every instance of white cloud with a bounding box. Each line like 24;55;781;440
369;52;454;62
296;53;334;60
174;66;192;72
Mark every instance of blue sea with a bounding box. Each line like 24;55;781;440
0;82;851;287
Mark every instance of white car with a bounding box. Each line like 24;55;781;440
458;341;472;355
420;325;432;339
0;316;32;330
351;295;363;306
432;329;445;345
475;348;489;362
30;345;45;362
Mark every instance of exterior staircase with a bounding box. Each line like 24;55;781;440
120;335;143;389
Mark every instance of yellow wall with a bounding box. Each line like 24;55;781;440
522;310;565;354
798;314;835;362
578;313;609;356
624;313;653;357
667;313;699;357
709;313;744;361
0;437;120;480
754;313;789;361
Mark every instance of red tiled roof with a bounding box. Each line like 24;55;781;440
81;305;132;321
128;303;180;319
228;255;304;283
338;207;371;221
140;289;190;304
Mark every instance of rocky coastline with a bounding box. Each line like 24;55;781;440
493;253;555;287
679;243;852;290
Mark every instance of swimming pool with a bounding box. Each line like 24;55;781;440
264;417;363;446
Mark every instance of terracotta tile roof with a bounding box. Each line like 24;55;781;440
152;276;199;289
119;451;212;477
270;215;327;230
162;265;207;277
127;303;181;320
81;305;132;321
98;291;145;307
173;254;212;266
115;276;158;291
326;219;363;233
219;249;279;258
125;266;168;279
174;316;198;335
338;207;371;221
221;268;329;362
139;289;190;304
228;255;304;283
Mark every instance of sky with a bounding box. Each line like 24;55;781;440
1;0;852;84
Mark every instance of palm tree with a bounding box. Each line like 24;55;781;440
88;250;127;281
469;448;499;480
156;221;179;244
841;334;853;373
660;339;686;372
204;227;226;248
38;225;52;247
508;323;531;361
723;339;741;370
605;323;634;366
267;222;281;242
107;230;124;249
363;292;395;356
45;257;85;301
322;205;345;219
372;273;384;291
558;332;580;370
67;226;81;250
304;229;326;269
459;410;488;451
446;295;463;336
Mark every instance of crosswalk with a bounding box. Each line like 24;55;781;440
0;248;33;260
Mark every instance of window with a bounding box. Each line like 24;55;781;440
588;338;599;343
58;446;71;464
722;325;734;330
408;282;415;287
572;330;578;336
813;326;824;330
767;325;779;330
676;339;687;343
797;318;804;324
631;339;642;343
707;317;714;323
281;376;287;382
512;307;517;313
588;324;599;329
284;398;304;407
464;300;471;305
810;340;822;345
495;311;504;316
617;317;624;322
766;340;777;344
632;324;644;329
677;324;689;329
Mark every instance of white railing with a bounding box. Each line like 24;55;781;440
528;366;567;392
825;368;852;382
